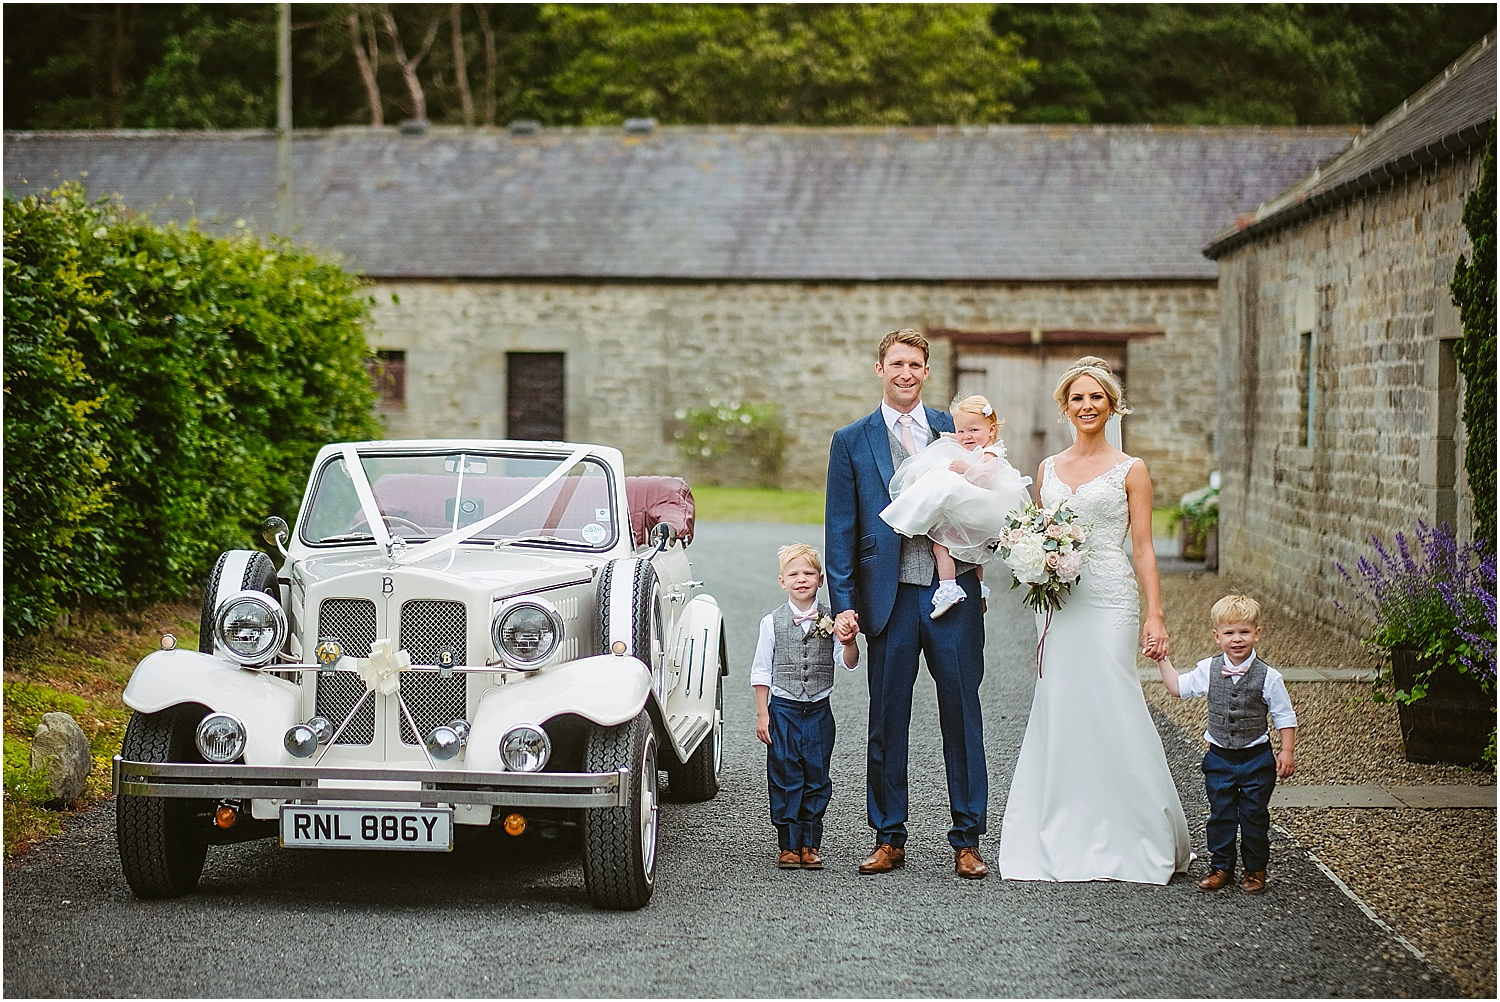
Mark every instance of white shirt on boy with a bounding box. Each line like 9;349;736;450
749;599;857;702
1175;648;1298;748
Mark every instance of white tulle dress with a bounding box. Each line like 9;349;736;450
879;439;1033;566
998;455;1192;883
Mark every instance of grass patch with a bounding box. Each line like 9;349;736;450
692;486;825;524
3;601;199;857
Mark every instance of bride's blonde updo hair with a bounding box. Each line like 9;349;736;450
1053;356;1131;417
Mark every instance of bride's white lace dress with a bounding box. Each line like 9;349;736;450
998;456;1191;883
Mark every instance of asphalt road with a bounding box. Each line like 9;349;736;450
3;522;1456;998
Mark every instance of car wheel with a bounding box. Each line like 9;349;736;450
581;711;658;910
666;651;724;803
116;704;210;898
595;558;664;685
199;550;279;654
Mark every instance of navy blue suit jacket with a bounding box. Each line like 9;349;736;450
825;405;954;637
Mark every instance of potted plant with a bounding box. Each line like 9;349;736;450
1169;482;1219;569
1338;521;1496;768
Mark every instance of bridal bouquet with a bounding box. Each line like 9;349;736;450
996;501;1088;614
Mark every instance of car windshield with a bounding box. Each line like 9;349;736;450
300;448;618;550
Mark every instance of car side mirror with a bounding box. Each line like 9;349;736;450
262;516;290;557
648;521;677;553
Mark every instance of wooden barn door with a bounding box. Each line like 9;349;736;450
955;345;1125;484
506;352;565;441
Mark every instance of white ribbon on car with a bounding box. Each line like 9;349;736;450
393;445;594;565
341;445;392;553
356;638;408;695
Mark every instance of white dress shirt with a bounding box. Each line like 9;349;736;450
881;402;930;454
1176;649;1298;747
749;599;857;701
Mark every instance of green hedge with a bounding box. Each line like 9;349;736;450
3;184;380;636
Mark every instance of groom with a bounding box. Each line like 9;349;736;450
825;329;989;879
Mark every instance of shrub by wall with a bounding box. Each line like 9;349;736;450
1451;125;1496;550
3;184;380;636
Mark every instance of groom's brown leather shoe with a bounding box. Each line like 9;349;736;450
1240;870;1268;894
777;850;801;869
799;847;825;870
954;847;989;879
1197;868;1233;892
857;843;905;874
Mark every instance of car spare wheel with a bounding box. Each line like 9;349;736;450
199;550;279;654
594;558;663;676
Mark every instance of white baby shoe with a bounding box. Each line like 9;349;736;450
930;580;966;619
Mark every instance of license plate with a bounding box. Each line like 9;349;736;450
280;806;453;851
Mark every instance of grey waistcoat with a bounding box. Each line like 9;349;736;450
888;425;976;586
1205;653;1272;748
771;602;836;699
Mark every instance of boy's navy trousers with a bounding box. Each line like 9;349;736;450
767;694;835;851
1202;742;1277;873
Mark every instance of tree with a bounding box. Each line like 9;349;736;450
992;3;1494;126
540;3;1034;125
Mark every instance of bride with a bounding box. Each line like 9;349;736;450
998;356;1191;884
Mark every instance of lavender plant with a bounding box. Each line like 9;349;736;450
1338;521;1497;703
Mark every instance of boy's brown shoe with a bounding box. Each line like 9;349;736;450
799;847;825;870
857;843;905;874
1196;868;1233;892
1241;870;1268;894
777;850;801;869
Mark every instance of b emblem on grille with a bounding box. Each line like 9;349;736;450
382;576;394;596
315;638;343;665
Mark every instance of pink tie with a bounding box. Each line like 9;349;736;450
898;414;918;456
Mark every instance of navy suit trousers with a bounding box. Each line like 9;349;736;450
865;572;987;849
1202;743;1277;873
766;694;836;850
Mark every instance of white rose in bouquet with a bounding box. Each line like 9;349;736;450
1005;535;1049;585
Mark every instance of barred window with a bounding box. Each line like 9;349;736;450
367;350;406;410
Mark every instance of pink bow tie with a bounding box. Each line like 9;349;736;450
793;610;820;625
1222;663;1250;678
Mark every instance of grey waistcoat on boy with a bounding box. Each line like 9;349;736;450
1205;653;1272;749
888;426;975;586
771;603;836;699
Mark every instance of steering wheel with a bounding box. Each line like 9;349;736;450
351;514;427;535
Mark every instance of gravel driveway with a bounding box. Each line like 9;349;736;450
1;523;1460;998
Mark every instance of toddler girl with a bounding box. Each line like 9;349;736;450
880;395;1033;618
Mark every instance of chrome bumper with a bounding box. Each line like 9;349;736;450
112;757;630;809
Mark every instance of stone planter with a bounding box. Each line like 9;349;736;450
1177;521;1205;560
1390;646;1494;766
1177;520;1217;566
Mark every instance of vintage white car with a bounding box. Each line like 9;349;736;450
113;439;725;910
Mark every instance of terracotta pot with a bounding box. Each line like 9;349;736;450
1390;646;1494;766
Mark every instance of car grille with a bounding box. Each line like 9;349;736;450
315;598;377;744
398;600;468;744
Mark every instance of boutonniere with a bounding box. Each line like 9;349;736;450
813;615;836;638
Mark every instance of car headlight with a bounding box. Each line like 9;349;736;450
500;724;551;772
214;589;287;667
196;712;247;763
491;599;563;668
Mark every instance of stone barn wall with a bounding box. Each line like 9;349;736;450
366;279;1220;500
1213;149;1482;630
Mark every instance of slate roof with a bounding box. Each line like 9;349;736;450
5;124;1353;282
1206;34;1496;258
